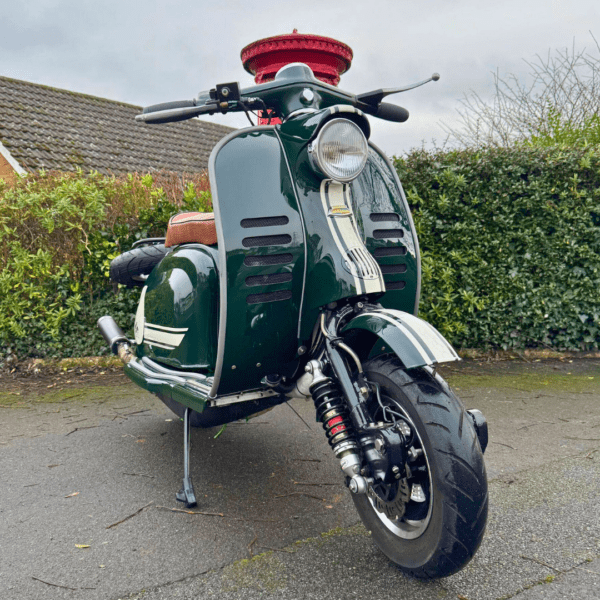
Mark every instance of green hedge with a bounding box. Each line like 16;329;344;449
395;145;600;350
0;170;211;361
1;144;599;362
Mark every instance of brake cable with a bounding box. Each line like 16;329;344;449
237;100;255;126
371;381;414;445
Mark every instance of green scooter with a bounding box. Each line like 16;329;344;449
98;63;488;578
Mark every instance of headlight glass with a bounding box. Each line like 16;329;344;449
310;119;368;182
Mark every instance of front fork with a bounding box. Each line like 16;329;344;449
309;310;488;496
308;354;413;498
307;309;402;495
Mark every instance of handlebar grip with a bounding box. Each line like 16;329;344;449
142;100;196;114
375;103;409;123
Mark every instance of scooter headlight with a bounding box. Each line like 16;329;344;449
308;119;368;183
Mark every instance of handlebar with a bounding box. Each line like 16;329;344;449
135;97;266;124
136;101;214;124
370;102;409;123
134;70;432;125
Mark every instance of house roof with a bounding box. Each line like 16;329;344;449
0;76;235;175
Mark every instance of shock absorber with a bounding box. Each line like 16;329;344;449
311;377;355;452
306;360;368;493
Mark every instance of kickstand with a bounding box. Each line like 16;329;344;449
176;407;197;508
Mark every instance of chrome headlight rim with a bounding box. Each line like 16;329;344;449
308;118;369;183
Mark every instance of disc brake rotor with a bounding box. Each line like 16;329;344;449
367;477;411;520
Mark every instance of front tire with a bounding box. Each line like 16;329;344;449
353;356;488;578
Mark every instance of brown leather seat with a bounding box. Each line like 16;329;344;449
165;212;218;247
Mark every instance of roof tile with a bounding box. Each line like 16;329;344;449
0;76;235;174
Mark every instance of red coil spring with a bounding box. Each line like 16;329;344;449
311;379;355;450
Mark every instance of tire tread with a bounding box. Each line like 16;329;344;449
110;244;168;287
352;355;488;579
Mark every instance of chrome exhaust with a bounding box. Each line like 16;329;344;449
97;315;134;363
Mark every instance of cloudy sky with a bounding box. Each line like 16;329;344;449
1;0;598;155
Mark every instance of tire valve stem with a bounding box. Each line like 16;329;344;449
306;360;368;494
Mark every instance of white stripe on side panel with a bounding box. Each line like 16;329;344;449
144;324;189;333
361;311;432;365
342;185;385;294
146;340;176;351
143;326;186;348
320;180;365;294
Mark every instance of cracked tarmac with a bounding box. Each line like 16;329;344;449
1;359;600;599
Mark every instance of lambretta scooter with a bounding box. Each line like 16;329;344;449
98;62;489;578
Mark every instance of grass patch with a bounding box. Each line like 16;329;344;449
446;370;600;393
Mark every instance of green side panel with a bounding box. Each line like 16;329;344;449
140;244;219;371
290;178;374;312
212;129;305;395
278;121;382;342
350;146;419;314
278;112;420;341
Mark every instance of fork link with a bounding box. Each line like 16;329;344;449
306;360;368;494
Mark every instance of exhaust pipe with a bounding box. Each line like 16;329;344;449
97;315;134;364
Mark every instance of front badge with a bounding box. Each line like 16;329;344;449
328;205;352;217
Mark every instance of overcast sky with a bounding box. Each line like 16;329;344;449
1;0;598;155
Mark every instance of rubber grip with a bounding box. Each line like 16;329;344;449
375;103;409;123
143;100;196;114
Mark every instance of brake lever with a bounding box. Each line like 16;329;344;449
356;73;440;106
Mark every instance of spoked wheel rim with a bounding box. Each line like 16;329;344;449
367;391;433;540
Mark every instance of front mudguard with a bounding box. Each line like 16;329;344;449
342;308;460;369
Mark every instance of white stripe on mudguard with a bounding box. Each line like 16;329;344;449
143;326;186;348
388;310;459;363
361;311;432;365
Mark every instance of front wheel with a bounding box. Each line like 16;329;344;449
353;356;488;579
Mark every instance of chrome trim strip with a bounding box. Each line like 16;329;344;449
208;388;279;407
141;357;211;385
130;359;188;385
208;125;276;398
275;127;309;340
368;141;422;316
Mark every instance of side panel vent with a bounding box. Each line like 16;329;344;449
246;290;293;304
385;281;406;291
373;246;407;257
380;264;407;274
370;212;400;222
241;216;290;228
242;234;292;248
373;229;404;239
245;273;293;287
244;253;293;267
343;247;381;280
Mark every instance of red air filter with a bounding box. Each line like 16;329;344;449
241;30;353;124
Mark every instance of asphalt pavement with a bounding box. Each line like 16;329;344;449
1;359;600;599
